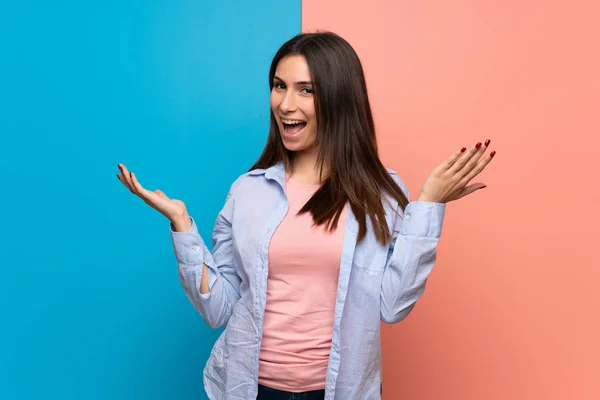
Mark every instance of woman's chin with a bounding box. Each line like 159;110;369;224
282;140;304;152
280;133;301;147
281;138;316;154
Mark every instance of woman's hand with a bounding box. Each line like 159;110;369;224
116;164;191;231
417;140;496;203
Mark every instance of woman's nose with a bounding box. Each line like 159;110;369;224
279;92;297;112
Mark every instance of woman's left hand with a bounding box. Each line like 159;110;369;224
416;139;496;203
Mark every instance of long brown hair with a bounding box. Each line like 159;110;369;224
250;31;409;245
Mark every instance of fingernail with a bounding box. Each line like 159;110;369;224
116;174;120;180
129;172;133;177
475;142;482;149
461;147;467;152
118;164;122;170
490;151;496;158
484;139;491;147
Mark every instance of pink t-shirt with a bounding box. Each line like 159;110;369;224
258;177;347;392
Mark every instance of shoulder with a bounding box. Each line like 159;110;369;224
385;167;410;198
227;167;270;197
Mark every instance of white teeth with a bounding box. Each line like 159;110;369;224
281;119;306;125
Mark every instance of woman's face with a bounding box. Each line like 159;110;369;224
270;55;317;153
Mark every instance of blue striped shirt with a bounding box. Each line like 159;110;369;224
170;161;445;399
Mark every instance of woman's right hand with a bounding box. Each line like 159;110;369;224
116;163;192;231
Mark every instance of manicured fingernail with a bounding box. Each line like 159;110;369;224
475;142;482;149
461;147;467;152
484;139;491;147
129;172;133;177
118;164;122;170
116;174;120;180
490;151;496;158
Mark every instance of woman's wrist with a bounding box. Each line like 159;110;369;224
171;214;192;232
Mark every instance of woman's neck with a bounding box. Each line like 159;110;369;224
288;148;328;185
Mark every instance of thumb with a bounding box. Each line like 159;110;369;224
455;183;487;200
469;183;487;192
154;189;169;199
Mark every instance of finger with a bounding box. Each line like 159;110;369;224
116;173;128;188
454;183;487;200
133;177;177;216
441;146;469;171
458;149;496;187
117;164;135;192
129;172;152;200
448;140;490;177
117;164;137;192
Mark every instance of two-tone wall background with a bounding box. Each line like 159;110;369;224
1;1;598;399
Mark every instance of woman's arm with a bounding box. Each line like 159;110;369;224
380;176;446;324
380;142;494;322
170;181;242;329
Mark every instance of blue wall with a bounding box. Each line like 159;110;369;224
0;1;299;398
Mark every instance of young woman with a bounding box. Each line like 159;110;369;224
117;31;495;400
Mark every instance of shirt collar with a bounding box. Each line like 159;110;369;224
248;161;286;188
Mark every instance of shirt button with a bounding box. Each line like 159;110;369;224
405;214;411;220
192;245;200;252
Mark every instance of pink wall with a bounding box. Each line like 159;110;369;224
303;1;600;398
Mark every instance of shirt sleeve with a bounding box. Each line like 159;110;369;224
380;175;446;324
170;180;242;328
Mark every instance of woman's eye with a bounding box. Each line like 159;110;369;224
301;88;313;94
274;83;285;90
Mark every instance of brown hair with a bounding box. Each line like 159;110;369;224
250;31;409;244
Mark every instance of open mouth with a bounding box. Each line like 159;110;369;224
281;118;307;136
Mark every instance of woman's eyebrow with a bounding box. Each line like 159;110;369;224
273;75;313;85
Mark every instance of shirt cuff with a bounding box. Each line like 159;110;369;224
170;218;218;292
170;217;206;264
400;201;446;238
